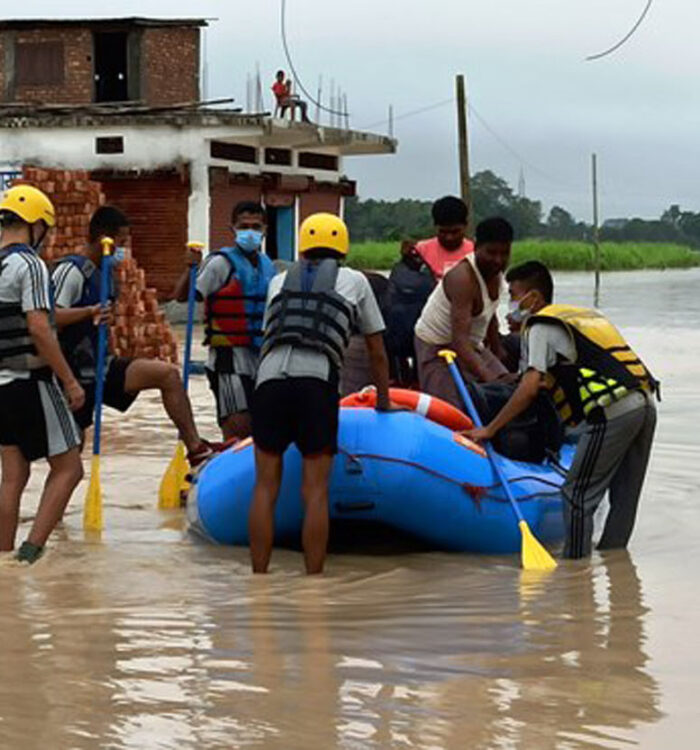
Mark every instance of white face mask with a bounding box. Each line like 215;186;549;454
508;293;533;324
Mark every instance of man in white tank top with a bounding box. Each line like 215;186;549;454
414;218;513;409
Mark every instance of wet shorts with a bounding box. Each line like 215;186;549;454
74;356;138;430
252;375;340;456
0;376;81;461
205;369;255;424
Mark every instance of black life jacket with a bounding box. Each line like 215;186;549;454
0;244;51;377
260;258;356;370
385;260;435;357
54;254;113;382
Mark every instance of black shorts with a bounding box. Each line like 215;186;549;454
205;369;255;425
252;376;340;456
74;357;138;430
0;376;81;461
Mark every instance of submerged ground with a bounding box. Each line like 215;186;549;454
1;268;698;749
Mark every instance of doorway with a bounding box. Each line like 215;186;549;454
94;32;128;103
265;205;295;262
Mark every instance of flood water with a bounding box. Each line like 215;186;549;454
1;269;698;749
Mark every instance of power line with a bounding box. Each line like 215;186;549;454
359;98;454;131
586;0;653;61
280;0;346;116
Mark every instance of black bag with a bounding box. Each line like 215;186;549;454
468;381;564;463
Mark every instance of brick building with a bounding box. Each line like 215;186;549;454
0;17;396;298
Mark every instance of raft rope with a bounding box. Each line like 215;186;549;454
338;449;564;506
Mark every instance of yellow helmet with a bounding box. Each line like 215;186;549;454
0;185;56;227
299;212;349;256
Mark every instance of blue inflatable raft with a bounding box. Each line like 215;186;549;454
187;408;572;554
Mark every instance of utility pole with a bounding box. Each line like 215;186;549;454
456;74;474;238
592;153;601;307
388;105;394;138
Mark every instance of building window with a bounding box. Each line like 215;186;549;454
210;141;258;164
298;152;338;171
95;137;124;154
264;148;292;167
15;42;65;86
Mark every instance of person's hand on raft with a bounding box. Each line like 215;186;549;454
463;425;496;444
374;400;411;413
91;302;113;327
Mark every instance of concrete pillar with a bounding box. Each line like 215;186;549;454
188;154;210;253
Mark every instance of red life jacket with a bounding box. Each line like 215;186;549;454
203;246;276;350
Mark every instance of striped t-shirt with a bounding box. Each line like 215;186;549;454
0;243;52;385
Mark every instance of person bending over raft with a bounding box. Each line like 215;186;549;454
415;195;474;281
248;213;395;575
173;201;276;441
52;206;216;466
414;217;512;406
465;261;659;559
0;186;85;563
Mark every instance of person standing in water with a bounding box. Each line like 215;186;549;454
0;185;84;563
173;201;277;441
248;213;393;575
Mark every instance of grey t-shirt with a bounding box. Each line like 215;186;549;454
520;321;575;374
256;266;386;387
196;252;262;376
0;245;52;385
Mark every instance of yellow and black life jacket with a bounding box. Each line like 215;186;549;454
525;304;659;426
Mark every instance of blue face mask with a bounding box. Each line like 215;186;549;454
236;229;263;254
113;246;127;264
508;294;532;324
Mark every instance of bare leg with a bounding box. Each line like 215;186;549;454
300;452;334;575
249;447;284;573
221;411;252;442
124;359;201;452
26;447;83;548
0;447;31;551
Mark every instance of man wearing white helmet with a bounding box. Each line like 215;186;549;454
249;213;394;575
0;185;85;563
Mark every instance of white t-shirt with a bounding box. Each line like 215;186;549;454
256;266;386;387
0;244;52;385
520;321;576;374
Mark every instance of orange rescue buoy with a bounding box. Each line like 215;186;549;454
341;387;473;432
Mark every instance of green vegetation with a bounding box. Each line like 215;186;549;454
347;240;700;271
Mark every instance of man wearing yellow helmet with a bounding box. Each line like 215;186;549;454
248;212;393;574
0;185;85;564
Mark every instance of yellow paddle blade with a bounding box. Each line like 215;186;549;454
83;454;104;532
519;520;558;571
159;441;190;510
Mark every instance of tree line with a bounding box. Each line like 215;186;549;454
345;170;700;247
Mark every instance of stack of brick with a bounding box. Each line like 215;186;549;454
14;166;178;365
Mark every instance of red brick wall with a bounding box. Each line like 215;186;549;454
99;173;190;300
299;191;341;222
142;27;199;105
209;168;263;251
4;28;93;104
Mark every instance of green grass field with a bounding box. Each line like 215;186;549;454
346;240;700;271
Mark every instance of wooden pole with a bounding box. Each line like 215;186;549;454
592;152;601;306
456;74;474;238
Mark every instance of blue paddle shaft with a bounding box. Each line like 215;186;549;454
92;252;112;456
445;360;526;524
182;263;198;392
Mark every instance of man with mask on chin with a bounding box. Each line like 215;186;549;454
53;206;216;466
465;260;659;559
174;201;276;440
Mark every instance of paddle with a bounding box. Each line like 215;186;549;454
83;236;114;532
158;241;204;509
438;349;557;571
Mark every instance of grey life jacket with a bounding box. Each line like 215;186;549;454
0;244;50;376
260;258;356;370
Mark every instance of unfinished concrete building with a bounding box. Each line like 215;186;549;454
0;17;396;297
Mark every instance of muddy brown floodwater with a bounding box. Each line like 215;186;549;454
1;269;698;749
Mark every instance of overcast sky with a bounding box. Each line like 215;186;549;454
7;0;697;220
